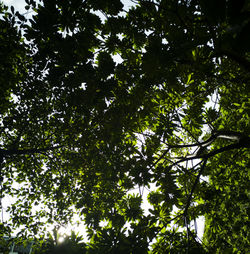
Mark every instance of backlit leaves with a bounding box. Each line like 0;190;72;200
0;0;249;253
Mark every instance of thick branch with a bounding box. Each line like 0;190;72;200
170;142;247;168
153;130;249;169
203;142;244;158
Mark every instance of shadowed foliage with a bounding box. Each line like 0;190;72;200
0;0;249;253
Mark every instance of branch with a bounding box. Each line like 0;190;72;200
166;136;214;149
203;142;242;158
220;49;250;71
153;130;249;169
180;133;250;220
169;142;247;169
183;158;208;217
0;146;62;157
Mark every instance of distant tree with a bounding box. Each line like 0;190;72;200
0;0;249;253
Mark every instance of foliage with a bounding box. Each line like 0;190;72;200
0;0;249;253
32;231;87;254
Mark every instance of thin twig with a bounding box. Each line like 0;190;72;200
183;158;207;218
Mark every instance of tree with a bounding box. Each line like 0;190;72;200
0;0;249;253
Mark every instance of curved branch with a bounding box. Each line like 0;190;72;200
169;141;248;169
153;130;249;169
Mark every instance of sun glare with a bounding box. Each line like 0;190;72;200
58;236;65;243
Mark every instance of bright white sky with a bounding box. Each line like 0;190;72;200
2;0;26;12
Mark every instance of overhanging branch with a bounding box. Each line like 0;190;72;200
0;145;62;157
153;130;250;170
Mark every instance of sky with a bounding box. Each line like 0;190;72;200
2;0;26;13
2;0;136;13
1;0;205;242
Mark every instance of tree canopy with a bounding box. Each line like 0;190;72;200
0;0;249;253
